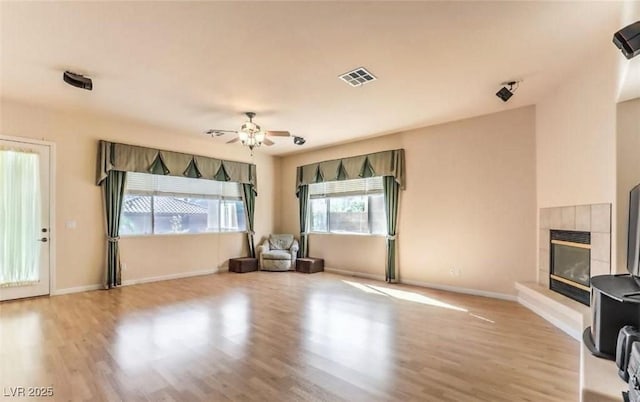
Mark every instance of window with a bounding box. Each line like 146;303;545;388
120;172;246;236
309;177;386;235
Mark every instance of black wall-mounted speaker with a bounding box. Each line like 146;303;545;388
63;71;93;90
613;21;640;60
496;86;513;102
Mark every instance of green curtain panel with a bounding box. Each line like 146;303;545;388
383;176;400;283
102;170;127;289
297;184;310;258
242;183;256;258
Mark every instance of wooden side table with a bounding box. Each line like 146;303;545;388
229;257;258;273
296;257;324;274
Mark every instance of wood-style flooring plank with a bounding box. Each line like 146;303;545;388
0;272;579;401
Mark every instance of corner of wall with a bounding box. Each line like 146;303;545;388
272;155;284;233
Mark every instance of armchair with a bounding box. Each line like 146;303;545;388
257;234;299;271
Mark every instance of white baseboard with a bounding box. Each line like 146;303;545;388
324;268;517;302
121;268;219;286
51;268;220;296
51;284;103;295
400;279;517;301
324;267;386;281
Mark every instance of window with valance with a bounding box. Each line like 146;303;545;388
96;140;258;288
295;149;405;282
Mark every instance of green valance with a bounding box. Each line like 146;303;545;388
96;141;257;192
296;149;405;191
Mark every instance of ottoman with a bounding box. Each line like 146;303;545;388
229;257;258;273
296;257;324;274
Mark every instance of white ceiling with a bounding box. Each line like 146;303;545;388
0;1;630;155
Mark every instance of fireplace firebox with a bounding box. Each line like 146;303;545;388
549;230;591;306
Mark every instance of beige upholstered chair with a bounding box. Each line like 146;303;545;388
257;234;299;271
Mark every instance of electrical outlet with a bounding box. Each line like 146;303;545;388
121;263;127;271
449;267;456;276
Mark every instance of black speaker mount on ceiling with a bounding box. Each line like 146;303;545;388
63;71;93;91
496;80;520;102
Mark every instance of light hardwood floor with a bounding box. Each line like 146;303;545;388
0;272;578;401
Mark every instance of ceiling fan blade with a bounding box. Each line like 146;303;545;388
263;138;275;146
205;129;235;136
266;130;291;137
226;137;240;144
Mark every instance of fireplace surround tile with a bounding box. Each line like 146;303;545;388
540;230;550;250
590;259;610;277
549;208;563;229
540;248;550;272
575;205;591;231
540;208;550;230
561;206;576;230
591;232;610;263
538;270;548;284
591;203;611;233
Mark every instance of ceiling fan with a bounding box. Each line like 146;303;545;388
205;112;305;153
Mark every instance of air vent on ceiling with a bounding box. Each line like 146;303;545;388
339;67;376;87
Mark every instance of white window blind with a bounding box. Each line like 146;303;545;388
309;177;383;198
126;172;242;198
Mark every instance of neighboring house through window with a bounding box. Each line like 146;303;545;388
121;172;246;236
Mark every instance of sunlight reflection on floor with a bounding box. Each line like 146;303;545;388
303;291;393;384
342;280;496;324
343;280;467;312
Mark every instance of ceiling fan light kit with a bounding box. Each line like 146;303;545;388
207;112;305;154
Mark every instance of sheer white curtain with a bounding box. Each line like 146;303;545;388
0;149;41;287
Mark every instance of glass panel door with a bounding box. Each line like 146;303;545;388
0;139;51;301
551;244;590;287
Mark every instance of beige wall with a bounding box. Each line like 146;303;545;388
536;47;619;209
535;46;623;274
616;98;640;275
0;99;278;291
279;106;537;295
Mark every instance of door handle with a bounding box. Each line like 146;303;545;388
38;237;48;243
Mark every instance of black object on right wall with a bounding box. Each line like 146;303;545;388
613;20;640;60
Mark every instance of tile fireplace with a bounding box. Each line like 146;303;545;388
539;203;611;305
